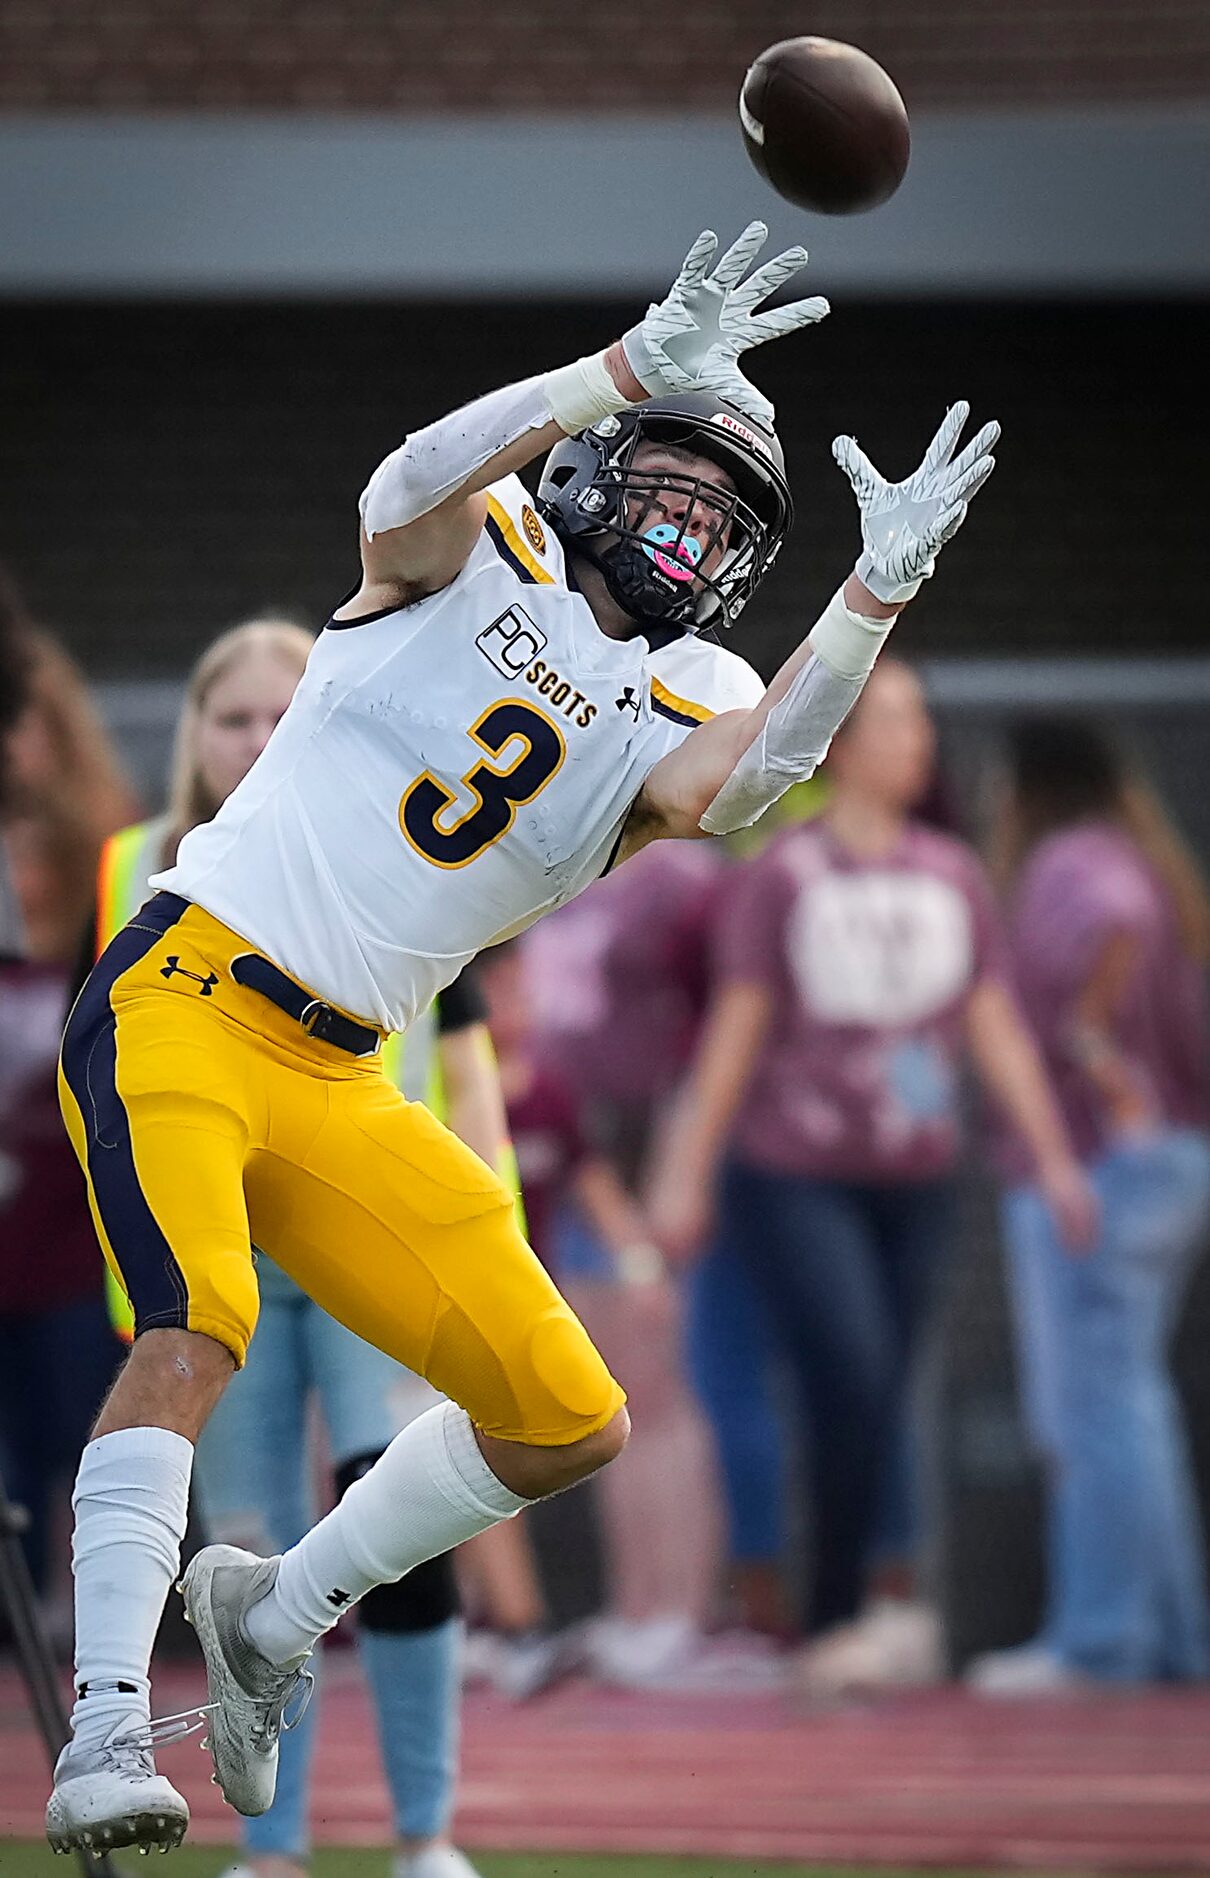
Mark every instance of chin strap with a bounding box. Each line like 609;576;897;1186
593;535;697;630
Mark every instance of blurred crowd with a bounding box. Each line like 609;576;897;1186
3;566;1210;1744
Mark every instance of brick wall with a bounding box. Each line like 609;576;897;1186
0;0;1206;110
0;297;1204;679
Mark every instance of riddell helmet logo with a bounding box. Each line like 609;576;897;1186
521;505;547;555
711;411;772;457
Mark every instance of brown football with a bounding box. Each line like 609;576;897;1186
740;36;910;215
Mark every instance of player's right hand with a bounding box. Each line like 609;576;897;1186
622;221;829;428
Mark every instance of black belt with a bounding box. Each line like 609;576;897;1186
230;953;381;1057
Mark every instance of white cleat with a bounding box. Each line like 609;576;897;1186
179;1544;313;1817
45;1733;189;1855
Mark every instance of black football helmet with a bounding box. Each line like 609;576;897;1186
536;391;792;633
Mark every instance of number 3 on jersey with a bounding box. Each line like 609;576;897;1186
400;699;566;869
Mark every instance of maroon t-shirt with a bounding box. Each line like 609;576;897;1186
524;841;724;1103
714;820;1006;1181
0;961;104;1312
1000;821;1210;1174
505;1061;590;1268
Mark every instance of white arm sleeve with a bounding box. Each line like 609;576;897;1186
699;587;896;835
359;354;631;539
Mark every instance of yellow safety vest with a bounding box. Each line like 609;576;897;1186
94;819;523;1340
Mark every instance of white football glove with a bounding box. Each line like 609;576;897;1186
622;221;829;428
833;402;1000;604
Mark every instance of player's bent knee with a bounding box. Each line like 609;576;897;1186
513;1304;626;1444
580;1404;630;1471
545;1402;629;1489
483;1403;629;1500
425;1234;625;1448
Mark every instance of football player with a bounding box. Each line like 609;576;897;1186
49;221;998;1854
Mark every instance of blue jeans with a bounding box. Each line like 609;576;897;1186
1003;1126;1210;1681
193;1257;458;1856
686;1232;785;1565
689;1163;953;1634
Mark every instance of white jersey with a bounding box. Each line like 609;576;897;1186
156;475;763;1032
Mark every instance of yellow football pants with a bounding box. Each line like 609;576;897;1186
59;894;625;1446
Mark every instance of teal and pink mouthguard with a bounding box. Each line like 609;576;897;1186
641;522;703;583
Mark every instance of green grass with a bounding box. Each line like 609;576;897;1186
6;1852;1196;1878
0;1851;1122;1878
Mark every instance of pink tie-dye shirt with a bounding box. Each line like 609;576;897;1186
714;820;1007;1181
1001;820;1209;1174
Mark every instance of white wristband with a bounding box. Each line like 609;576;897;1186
807;585;897;681
541;351;634;436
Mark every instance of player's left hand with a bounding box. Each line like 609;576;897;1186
833;401;1000;605
622;221;830;427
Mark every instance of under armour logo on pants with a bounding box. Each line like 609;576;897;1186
160;956;219;995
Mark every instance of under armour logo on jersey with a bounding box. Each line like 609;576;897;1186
160;956;219;995
326;1587;353;1609
615;687;641;718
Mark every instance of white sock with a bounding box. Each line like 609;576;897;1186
246;1403;528;1666
69;1427;193;1749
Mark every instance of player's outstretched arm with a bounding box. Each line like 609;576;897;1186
347;223;828;610
628;402;999;847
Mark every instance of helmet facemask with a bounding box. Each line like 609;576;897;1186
539;402;791;633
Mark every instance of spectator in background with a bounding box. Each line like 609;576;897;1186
969;719;1210;1694
479;938;744;1689
651;659;1096;1698
95;617;487;1878
7;628;138;861
525;841;724;1181
0;618;131;1617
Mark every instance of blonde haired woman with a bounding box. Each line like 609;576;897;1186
95;617;490;1878
95;617;312;943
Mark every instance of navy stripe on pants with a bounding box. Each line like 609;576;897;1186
60;893;192;1335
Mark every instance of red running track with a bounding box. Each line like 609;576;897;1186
4;1660;1210;1869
